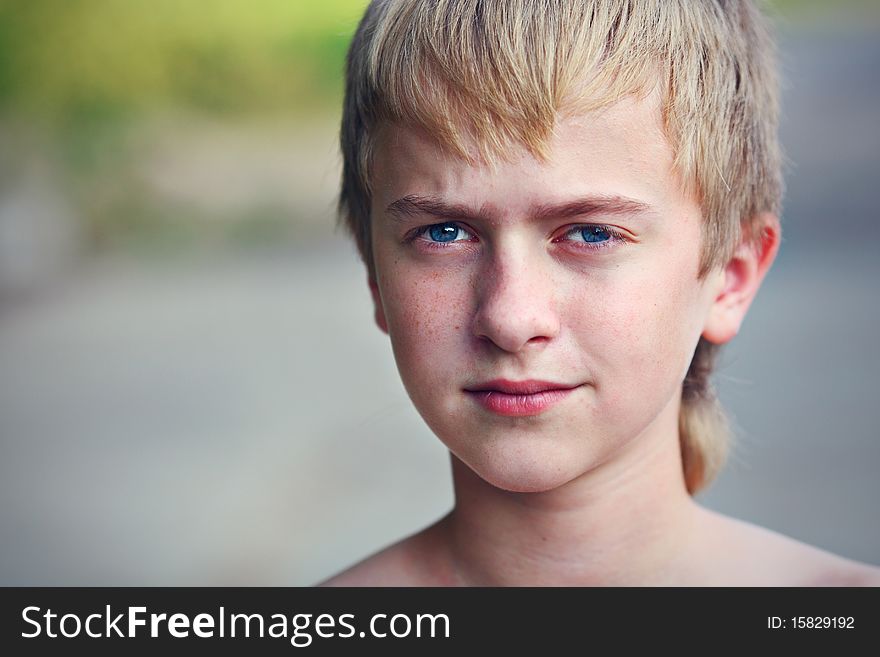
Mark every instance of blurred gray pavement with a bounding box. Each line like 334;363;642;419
0;242;453;585
1;26;879;584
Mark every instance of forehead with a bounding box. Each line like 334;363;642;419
370;92;692;219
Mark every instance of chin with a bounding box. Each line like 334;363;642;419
463;448;588;493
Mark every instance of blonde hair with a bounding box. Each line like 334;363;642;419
339;0;783;494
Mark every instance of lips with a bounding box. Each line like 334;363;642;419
463;379;579;417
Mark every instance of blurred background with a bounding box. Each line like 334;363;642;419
1;0;878;585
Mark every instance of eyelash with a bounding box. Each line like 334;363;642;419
405;222;627;252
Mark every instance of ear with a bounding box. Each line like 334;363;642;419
702;213;781;345
368;277;389;334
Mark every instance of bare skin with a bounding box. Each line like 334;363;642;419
321;460;880;587
321;512;880;587
322;94;880;587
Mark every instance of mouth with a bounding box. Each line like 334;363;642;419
463;379;580;417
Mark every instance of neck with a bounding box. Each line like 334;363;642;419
439;405;702;586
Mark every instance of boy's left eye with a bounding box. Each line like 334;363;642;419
561;225;616;244
553;224;629;251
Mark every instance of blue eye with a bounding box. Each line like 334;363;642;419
558;224;622;248
425;222;472;243
577;225;612;243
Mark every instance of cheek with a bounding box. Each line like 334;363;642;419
578;261;706;410
379;269;471;388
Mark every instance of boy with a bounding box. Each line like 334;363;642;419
323;0;880;585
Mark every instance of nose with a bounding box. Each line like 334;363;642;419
471;248;561;353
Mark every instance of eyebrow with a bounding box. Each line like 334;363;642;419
385;194;654;223
386;195;492;222
532;196;653;221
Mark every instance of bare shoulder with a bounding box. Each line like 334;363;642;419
316;518;454;587
316;539;425;587
698;509;880;586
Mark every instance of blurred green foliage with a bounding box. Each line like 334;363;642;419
0;0;368;120
1;0;878;123
0;0;370;251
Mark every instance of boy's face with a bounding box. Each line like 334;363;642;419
368;94;746;492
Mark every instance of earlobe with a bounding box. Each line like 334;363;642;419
702;213;781;345
368;278;389;334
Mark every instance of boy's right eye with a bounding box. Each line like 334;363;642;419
419;222;476;244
